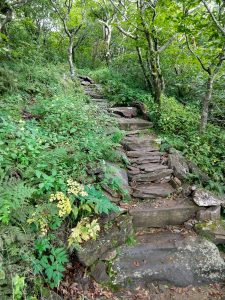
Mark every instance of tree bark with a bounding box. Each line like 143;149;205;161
136;46;152;90
103;23;112;66
200;74;214;132
68;35;75;78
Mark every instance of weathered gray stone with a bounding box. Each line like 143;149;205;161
104;163;131;200
188;161;210;183
197;206;221;221
112;233;225;287
168;151;189;180
129;156;161;165
170;177;182;189
130;169;173;183
139;163;168;172
109;107;138;118
195;220;225;245
91;261;110;283
126;150;161;158
102;249;117;261
132;183;175;199
193;188;225;207
76;214;133;267
130;202;198;228
118;118;153;130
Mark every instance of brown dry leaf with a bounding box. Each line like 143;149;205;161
133;260;140;267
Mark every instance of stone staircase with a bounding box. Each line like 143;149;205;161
79;77;225;290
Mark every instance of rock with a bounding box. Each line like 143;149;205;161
130;201;198;228
170;177;182;189
112;234;225;287
130;169;173;183
193;188;225;207
109;107;138;118
168;150;189;180
91;261;110;283
126;150;161;158
188;161;210;183
76;213;133;267
104;163;131;200
197;206;221;221
78;75;94;83
129;156;162;165
132;183;175;199
117;118;153;130
101;184;120;198
184;219;198;230
195;220;225;244
139;163;168;172
102;249;117;261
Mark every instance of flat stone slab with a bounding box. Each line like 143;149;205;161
130;201;198;228
109;107;138;118
112;234;225;287
130;169;173;183
132;183;175;199
139;163;168;172
129;156;162;165
118;118;153;130
126;150;161;158
193;188;225;207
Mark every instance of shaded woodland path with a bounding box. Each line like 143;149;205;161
78;76;225;299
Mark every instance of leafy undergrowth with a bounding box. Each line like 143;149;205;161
0;61;122;298
88;67;225;194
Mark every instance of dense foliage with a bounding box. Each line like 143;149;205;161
0;0;225;298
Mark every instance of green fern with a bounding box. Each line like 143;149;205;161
83;186;120;215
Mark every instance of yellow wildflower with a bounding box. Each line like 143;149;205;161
67;179;88;197
50;191;72;217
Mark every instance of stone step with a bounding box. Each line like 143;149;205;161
132;183;174;199
122;136;159;151
85;91;103;99
129;156;162;165
129;198;198;228
118;118;153;131
112;232;225;287
139;163;168;172
124;129;151;136
92;98;108;103
109;107;138;118
128;164;168;176
126;150;162;158
129;168;173;183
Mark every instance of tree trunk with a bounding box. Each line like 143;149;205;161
149;53;164;106
144;30;164;106
136;46;152;90
68;35;75;78
104;23;112;66
200;74;214;132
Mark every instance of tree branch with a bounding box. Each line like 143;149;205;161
117;25;136;39
158;34;178;53
185;33;210;73
201;0;225;37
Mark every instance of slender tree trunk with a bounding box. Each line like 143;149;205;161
104;23;112;66
200;74;214;132
149;53;164;106
144;30;164;106
136;46;152;90
68;35;75;78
